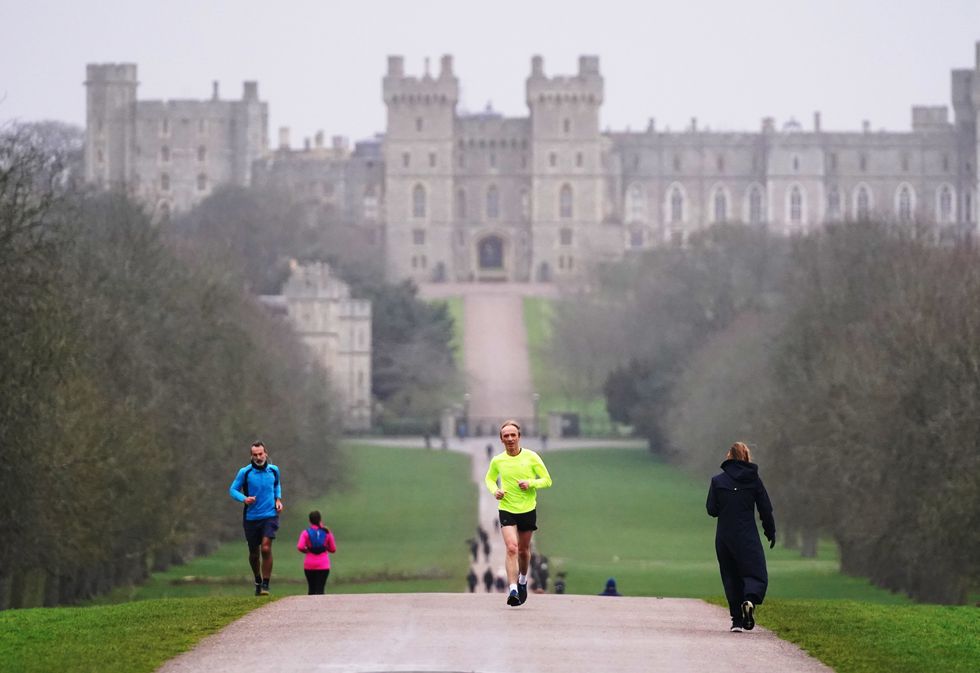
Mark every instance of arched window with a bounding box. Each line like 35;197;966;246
713;189;727;223
520;189;530;222
856;186;871;221
456;188;467;219
197;173;207;191
627;184;646;222
966;191;973;223
412;184;426;218
827;187;841;221
160;173;170;191
559;184;573;219
670;187;684;223
789;186;803;223
197;146;206;162
486;185;499;219
748;186;764;224
938;185;953;223
161;145;170;162
897;185;913;222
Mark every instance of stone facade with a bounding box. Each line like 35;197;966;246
86;42;980;282
262;261;372;430
84;64;268;218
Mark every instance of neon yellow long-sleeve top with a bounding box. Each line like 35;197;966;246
484;447;553;514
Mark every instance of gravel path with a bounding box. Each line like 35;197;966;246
157;593;834;673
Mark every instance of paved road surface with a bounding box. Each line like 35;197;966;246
158;593;833;673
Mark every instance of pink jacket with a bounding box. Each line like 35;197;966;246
296;526;337;570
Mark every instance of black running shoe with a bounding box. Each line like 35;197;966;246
730;618;743;633
518;582;528;604
506;589;520;607
259;582;270;597
741;601;755;630
254;583;263;596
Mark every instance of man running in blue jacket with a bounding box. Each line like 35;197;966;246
229;441;283;596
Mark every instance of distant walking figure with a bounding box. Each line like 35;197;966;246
229;441;283;596
484;420;553;607
598;577;622;596
706;441;775;632
482;566;495;593
467;567;478;593
297;510;336;595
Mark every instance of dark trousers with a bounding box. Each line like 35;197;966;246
716;537;768;619
304;569;330;595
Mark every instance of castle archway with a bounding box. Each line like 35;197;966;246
475;234;507;281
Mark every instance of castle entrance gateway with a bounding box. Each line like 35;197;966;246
476;235;507;281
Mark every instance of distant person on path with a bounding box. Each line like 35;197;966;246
466;537;479;562
484;420;553;607
296;510;336;595
467;567;478;593
485;443;493;460
554;572;566;594
229;441;283;596
598;577;622;596
706;441;775;632
483;566;495;593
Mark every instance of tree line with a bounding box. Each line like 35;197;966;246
549;222;979;604
0;126;342;609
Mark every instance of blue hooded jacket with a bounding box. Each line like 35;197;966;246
229;462;282;520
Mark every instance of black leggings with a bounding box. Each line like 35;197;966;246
304;569;330;595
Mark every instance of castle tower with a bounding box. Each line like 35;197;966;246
232;81;267;186
526;56;607;280
383;55;459;282
85;64;138;189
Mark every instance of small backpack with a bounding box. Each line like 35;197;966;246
306;527;328;554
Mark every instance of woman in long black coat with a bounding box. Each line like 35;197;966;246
706;441;775;632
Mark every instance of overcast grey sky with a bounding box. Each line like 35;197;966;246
2;0;978;144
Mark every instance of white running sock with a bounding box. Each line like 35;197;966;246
518;574;527;585
509;583;518;593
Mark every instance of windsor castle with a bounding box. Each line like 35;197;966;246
86;42;980;285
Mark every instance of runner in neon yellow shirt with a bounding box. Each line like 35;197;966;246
484;419;553;607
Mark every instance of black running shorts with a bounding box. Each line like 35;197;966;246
498;509;537;531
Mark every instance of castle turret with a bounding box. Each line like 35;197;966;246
382;55;459;282
85;63;138;189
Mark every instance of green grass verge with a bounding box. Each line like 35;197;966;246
0;597;258;673
95;443;475;601
536;448;906;603
755;599;980;673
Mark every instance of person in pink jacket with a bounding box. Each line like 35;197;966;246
296;510;337;595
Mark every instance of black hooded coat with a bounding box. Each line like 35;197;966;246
706;459;775;612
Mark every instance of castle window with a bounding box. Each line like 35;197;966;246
197;173;208;191
901;153;910;172
856;186;871;221
827;187;841;221
160;173;170;191
97;149;104;163
456;188;467;219
859;153;867;172
670;187;684;223
412;184;426;218
630;229;644;248
789;186;803;223
159;202;171;221
717;155;725;173
559;184;573;219
402;153;410;168
411;256;418;269
563;118;571;134
161;145;170;162
576;152;583;168
897;185;913;222
673;155;681;172
429;152;436;167
161;118;170;135
416;117;423;132
567;256;574;270
713;189;727;223
828;153;838;170
966;192;973;222
628;184;646;223
793;155;800;172
549;152;557;168
749;186;764;223
198;146;206;162
421;255;428;268
413;229;426;245
942;154;950;172
939;185;953;223
97;118;104;133
520;189;530;221
560;227;573;245
489;153;496;168
486;185;499;219
632;155;640;170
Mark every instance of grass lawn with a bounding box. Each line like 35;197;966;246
759;600;980;673
96;443;475;601
535;448;907;604
0;597;258;673
523;297;613;424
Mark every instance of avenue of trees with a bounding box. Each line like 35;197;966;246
551;222;979;604
0;127;342;608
